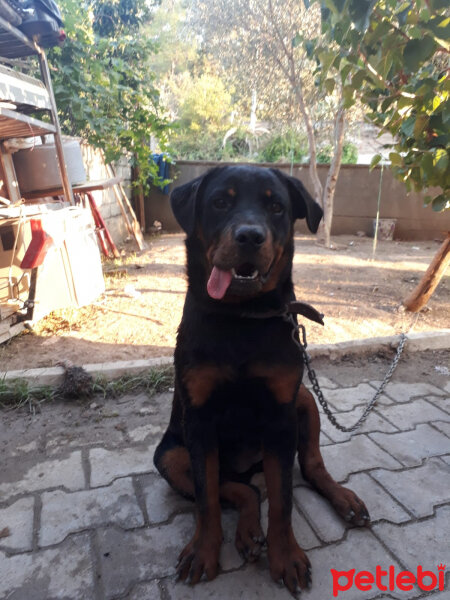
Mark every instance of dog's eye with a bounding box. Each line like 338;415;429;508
269;202;284;215
213;197;231;210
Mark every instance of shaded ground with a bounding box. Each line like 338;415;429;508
1;233;448;371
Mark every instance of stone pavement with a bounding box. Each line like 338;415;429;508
0;351;449;600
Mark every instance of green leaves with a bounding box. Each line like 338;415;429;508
309;0;449;210
403;36;436;72
49;0;170;191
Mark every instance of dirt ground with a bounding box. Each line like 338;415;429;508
1;233;449;371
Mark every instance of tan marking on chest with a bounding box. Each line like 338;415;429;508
183;364;234;407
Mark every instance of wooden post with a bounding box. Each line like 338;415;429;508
403;231;450;312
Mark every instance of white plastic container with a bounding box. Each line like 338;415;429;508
13;137;86;193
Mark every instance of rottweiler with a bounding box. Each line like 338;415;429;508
154;165;370;594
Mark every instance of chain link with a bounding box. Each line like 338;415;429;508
284;313;407;433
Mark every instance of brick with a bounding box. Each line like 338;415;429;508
373;381;448;405
98;514;194;598
370;458;450;518
320;435;401;482
293;487;346;543
0;497;34;552
373;505;450;574
40;477;144;546
345;472;410;524
316;383;383;412
0;451;84;500
0;533;94;600
319;406;398;444
262;498;321;549
140;474;192;524
379;399;449;431
90;443;157;487
369;424;450;467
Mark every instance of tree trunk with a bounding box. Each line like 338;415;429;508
322;105;346;247
293;85;323;205
403;232;450;312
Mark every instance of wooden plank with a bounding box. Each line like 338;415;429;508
0;142;20;203
22;177;122;200
0;107;55;139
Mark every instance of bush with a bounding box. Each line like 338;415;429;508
257;129;307;163
317;141;358;164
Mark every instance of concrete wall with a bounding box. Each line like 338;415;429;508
146;161;450;241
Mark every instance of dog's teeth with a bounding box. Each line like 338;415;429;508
232;269;259;280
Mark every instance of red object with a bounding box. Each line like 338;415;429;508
20;219;54;269
85;192;120;258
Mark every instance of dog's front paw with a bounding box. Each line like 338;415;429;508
330;484;371;527
267;530;311;595
177;529;222;584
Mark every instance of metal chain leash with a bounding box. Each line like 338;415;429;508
284;313;407;433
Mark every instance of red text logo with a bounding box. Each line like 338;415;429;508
331;564;446;597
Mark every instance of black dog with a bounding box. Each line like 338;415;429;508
154;166;370;593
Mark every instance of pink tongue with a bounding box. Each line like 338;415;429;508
207;266;233;300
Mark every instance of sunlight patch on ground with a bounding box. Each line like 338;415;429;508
292;253;430;273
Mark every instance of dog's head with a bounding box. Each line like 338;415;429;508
171;166;322;301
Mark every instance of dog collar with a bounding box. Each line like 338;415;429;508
238;300;324;326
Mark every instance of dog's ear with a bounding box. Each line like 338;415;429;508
271;170;323;233
170;175;204;236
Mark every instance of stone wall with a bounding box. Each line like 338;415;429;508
146;161;450;241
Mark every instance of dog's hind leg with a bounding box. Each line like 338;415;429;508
295;384;371;527
154;430;195;499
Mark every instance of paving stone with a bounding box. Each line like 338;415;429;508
296;528;412;600
0;533;94;600
373;506;450;576
90;443;157;487
345;472;410;524
430;395;450;414
440;454;450;466
98;514;194;598
378;398;449;432
292;487;346;543
371;458;450;518
320;430;334;445
320;435;401;482
0;497;34;552
126;581;162;600
261;498;321;549
319;407;398;443
432;421;450;438
128;423;163;443
316;383;384;412
306;375;339;390
372;382;448;406
164;561;294;600
0;451;85;500
369;424;450;467
40;478;144;546
140;474;193;524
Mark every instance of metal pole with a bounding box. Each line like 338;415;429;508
37;47;75;205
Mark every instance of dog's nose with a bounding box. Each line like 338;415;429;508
234;224;266;247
